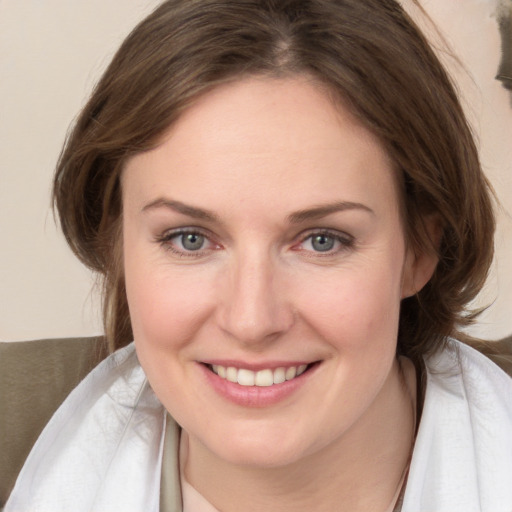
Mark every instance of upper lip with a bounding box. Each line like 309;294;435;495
200;359;318;371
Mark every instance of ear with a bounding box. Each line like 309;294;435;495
401;215;442;299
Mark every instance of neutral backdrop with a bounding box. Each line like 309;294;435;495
1;0;511;342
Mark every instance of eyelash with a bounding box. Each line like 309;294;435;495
293;230;355;256
155;228;218;257
155;228;355;258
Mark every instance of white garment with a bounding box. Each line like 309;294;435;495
5;340;512;512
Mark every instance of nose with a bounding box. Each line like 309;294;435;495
216;249;294;346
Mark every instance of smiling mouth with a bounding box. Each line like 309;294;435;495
206;363;316;387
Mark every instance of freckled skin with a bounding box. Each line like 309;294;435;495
122;76;436;511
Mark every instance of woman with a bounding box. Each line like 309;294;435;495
6;0;512;511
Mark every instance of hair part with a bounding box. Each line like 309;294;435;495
53;0;495;362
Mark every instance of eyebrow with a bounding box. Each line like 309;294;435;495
142;198;374;224
287;201;375;224
142;198;219;222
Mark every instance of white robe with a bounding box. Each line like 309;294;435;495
5;340;512;512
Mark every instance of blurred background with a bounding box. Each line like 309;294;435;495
1;0;511;342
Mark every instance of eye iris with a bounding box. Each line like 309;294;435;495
312;234;335;252
182;233;204;251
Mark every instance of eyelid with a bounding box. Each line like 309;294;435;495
155;226;354;257
292;228;355;254
155;227;221;256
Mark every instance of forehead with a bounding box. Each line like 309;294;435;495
122;76;400;217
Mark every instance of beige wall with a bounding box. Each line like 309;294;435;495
0;0;161;341
407;0;512;339
1;0;510;342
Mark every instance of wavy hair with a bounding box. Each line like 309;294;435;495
53;0;495;363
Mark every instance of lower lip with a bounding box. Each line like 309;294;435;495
199;363;318;408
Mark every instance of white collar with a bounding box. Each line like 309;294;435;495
5;345;167;512
402;341;512;512
5;340;512;512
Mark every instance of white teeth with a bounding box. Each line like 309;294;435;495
237;369;255;386
226;367;238;383
210;364;310;386
297;364;308;376
285;366;297;381
273;367;286;384
255;369;274;387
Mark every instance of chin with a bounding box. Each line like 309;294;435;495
200;421;319;469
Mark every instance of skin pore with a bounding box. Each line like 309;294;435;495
122;76;436;511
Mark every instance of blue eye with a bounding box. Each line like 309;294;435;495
157;228;217;256
299;231;354;254
179;232;206;251
311;234;335;252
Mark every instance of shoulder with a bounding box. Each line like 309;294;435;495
402;338;512;512
4;342;166;512
464;335;512;378
0;337;106;508
424;338;512;421
428;337;512;395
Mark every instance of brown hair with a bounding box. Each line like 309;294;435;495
53;0;495;363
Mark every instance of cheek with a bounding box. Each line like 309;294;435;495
293;257;404;354
126;264;214;348
124;257;218;416
122;219;217;362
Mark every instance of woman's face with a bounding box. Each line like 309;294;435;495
122;76;431;468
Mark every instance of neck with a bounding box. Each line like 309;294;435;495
183;357;416;512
